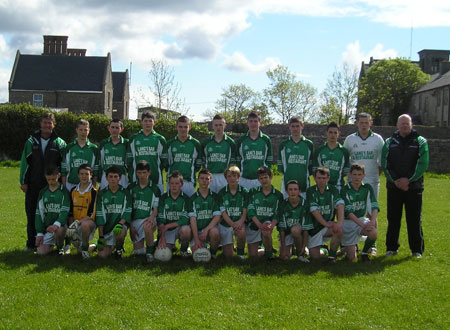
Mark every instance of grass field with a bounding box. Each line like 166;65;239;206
0;167;449;329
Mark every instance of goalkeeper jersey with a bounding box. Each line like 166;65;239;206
341;182;379;219
236;131;272;180
62;140;98;185
188;190;222;230
69;183;97;221
247;186;283;229
157;192;191;228
164;135;202;184
201;134;237;174
128;181;160;221
278;197;312;232
35;184;70;235
95;187;132;235
98;136;129;179
217;184;249;227
312;142;349;189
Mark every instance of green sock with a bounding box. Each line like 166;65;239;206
329;250;337;258
180;244;188;252
210;249;217;256
370;240;377;249
363;239;376;253
237;248;245;256
146;245;155;254
65;238;71;246
264;249;273;258
82;244;89;252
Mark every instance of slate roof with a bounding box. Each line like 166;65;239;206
10;54;107;91
112;72;126;101
415;70;450;93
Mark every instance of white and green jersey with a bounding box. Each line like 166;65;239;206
95;187;132;235
62;140;98;185
312;143;350;189
247;186;283;230
98;136;129;178
188;190;222;230
236;131;272;180
277;136;314;192
201;134;237;174
341;182;379;219
128;181;160;221
164;135;202;184
128;129;166;185
343;130;384;184
306;184;344;235
217;184;249;227
35;184;70;235
278;197;313;233
157;192;191;227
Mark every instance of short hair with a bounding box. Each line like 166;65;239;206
288;116;304;126
76;119;90;128
136;160;150;172
213;114;225;121
247;111;260;121
105;165;122;176
286;180;300;190
198;168;211;178
168;170;183;183
314;166;330;177
78;163;93;174
41;112;55;124
356;112;372;121
224;165;240;178
44;164;60;176
109;118;123;128
256;166;272;178
350;163;365;174
141;111;156;121
177;115;191;125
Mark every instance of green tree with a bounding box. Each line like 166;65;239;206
318;93;342;124
358;58;429;125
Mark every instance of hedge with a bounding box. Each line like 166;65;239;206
0;104;209;160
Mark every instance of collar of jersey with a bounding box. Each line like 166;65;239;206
139;129;157;136
289;135;305;143
107;135;125;144
176;134;192;142
75;182;93;194
356;130;374;140
245;130;263;139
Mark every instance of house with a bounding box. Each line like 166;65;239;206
8;35;129;119
112;71;130;120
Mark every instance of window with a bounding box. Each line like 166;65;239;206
33;94;43;107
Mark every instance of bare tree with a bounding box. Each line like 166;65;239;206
216;84;258;123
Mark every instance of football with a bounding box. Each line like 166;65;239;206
65;220;80;239
193;247;211;263
154;247;172;262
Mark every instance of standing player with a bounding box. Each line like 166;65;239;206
313;122;350;192
341;164;379;262
217;165;248;259
128;161;160;262
247;167;283;259
236;112;272;190
128;111;166;194
278;116;314;198
164;116;202;197
62;119;98;191
98;119;129;190
95;166;132;258
189;169;222;258
306;167;345;262
201;114;237;193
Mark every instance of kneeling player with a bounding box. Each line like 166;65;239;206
217;165;248;259
247;167;283;259
278;180;311;261
96;166;131;258
157;171;192;257
35;165;70;256
129;161;160;262
306;167;344;262
189;169;221;258
341;163;378;262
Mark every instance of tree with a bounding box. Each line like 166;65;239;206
321;63;358;125
215;84;258;124
358;58;429;125
263;65;318;123
318;93;342;124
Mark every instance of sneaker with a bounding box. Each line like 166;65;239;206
63;244;71;255
146;253;154;263
237;255;245;260
180;250;191;258
368;247;377;257
58;247;65;256
412;252;422;259
88;243;97;252
328;257;337;263
115;248;124;259
298;255;310;263
23;246;36;252
361;253;371;263
384;250;398;257
81;250;90;260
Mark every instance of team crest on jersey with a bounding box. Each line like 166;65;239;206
287;148;291;153
104;198;109;204
244;145;249;150
105;149;109;154
72;152;76;157
224;200;229;206
44;197;48;203
136;140;141;145
353;144;358;148
165;204;170;209
208;147;213;152
255;199;260;204
172;147;177;152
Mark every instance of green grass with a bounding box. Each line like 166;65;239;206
0;168;449;329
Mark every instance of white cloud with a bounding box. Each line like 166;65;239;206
0;67;10;103
221;52;281;73
341;40;398;69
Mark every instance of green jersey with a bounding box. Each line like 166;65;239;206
157;192;191;227
306;184;344;235
35;184;70;235
312;143;349;188
128;181;161;221
128;129;167;185
278;197;313;233
98;136;129;178
247;186;283;230
164;135;202;183
95;187;132;235
188;190;221;230
236;131;272;180
201;134;237;174
217;184;249;227
277;136;314;192
341;182;379;219
62;140;98;184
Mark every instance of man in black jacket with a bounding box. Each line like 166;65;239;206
381;114;429;258
19;113;66;251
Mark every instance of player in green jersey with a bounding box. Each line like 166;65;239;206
236;112;272;190
278;180;312;262
157;171;192;257
189;169;221;258
306;166;345;262
128;161;160;262
247;167;283;259
217;165;247;259
341;163;379;262
35;165;70;256
278;116;314;199
96;166;132;259
312;122;350;191
128;111;166;194
164;116;202;197
99;119;129;190
201;114;237;193
62;119;98;191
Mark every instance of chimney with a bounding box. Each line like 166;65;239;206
67;48;87;56
43;35;68;55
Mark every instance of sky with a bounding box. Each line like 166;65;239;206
1;0;450;121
